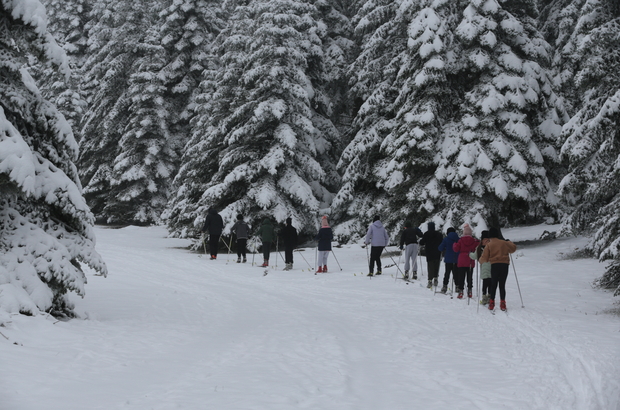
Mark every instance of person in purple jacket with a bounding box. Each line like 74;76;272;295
365;215;389;277
437;227;459;294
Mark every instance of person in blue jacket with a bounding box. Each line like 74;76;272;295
437;227;459;294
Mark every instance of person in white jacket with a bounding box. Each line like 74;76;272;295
365;215;389;277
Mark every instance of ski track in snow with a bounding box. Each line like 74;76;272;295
1;226;619;410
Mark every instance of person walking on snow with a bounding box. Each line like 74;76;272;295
480;227;517;311
437;227;460;293
452;224;480;299
280;217;298;271
231;214;250;263
419;222;443;288
257;217;275;267
469;230;491;304
315;216;333;273
201;208;224;260
399;221;423;280
365;215;389;277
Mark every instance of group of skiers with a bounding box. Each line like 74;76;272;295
201;209;516;311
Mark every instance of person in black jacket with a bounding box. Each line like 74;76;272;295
280;217;298;270
201;208;224;260
419;221;444;288
231;214;250;263
399;221;423;280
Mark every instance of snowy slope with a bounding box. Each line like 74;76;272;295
1;225;618;410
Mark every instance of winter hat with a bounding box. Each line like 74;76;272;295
463;223;473;236
480;230;490;240
237;214;243;221
427;221;435;231
321;216;330;227
489;227;501;239
404;221;412;228
286;217;292;225
446;227;456;234
373;215;380;222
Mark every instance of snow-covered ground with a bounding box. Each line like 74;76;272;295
1;224;619;410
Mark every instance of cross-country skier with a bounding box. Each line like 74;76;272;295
201;208;224;260
453;224;480;298
280;217;298;270
399;221;423;280
480;227;517;311
231;214;250;263
315;216;333;273
257;217;275;267
419;222;443;288
365;215;389;277
469;230;491;304
437;227;460;293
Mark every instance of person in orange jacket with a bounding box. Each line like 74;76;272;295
480;227;517;311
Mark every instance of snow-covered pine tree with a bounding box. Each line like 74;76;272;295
330;0;402;240
79;0;163;224
166;0;341;237
0;0;107;317
435;0;567;228
374;0;464;231
556;0;620;295
34;0;90;141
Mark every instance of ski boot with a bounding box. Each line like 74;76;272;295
427;280;432;289
488;299;495;310
440;285;447;294
367;271;374;277
500;300;507;311
237;257;241;263
404;270;409;280
316;266;323;273
323;265;328;273
261;260;269;267
376;270;381;275
412;271;418;280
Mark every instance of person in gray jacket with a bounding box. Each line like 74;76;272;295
365;215;389;277
231;214;250;263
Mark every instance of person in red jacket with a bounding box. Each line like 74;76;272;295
452;224;480;299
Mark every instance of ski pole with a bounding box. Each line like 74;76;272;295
275;236;279;270
395;248;403;282
476;263;481;314
314;245;318;274
387;249;404;276
201;234;207;256
251;237;256;266
450;275;454;299
330;249;343;271
295;249;313;269
510;254;525;308
366;245;371;279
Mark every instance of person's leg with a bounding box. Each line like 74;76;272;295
404;245;412;272
490;264;501;301
497;263;509;300
285;246;293;264
411;244;419;273
209;234;220;257
263;242;271;264
239;239;247;259
466;267;473;290
376;246;384;273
